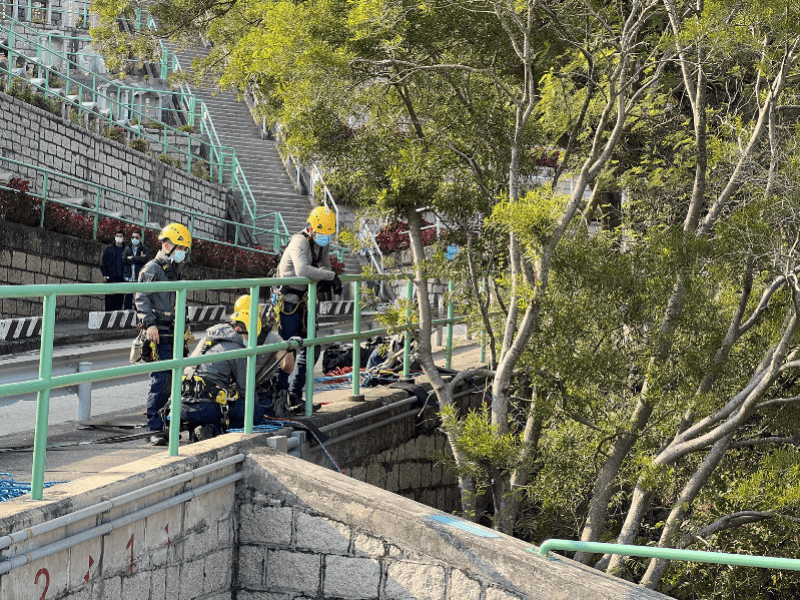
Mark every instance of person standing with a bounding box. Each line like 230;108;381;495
134;222;192;446
100;228;127;311
122;231;150;310
274;206;341;413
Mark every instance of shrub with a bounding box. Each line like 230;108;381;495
178;124;196;133
105;126;127;145
129;138;149;154
375;218;437;254
158;154;179;168
330;255;345;275
1;178;281;276
190;159;211;181
144;119;164;131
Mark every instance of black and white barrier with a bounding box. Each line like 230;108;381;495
0;317;42;341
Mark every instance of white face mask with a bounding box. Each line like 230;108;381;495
172;250;187;263
131;238;140;246
115;236;124;244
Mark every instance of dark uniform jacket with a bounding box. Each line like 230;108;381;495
134;251;183;334
122;244;151;281
183;323;248;400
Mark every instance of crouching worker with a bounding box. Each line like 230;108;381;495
180;309;294;441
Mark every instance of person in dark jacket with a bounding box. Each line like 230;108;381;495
134;222;192;446
180;309;295;440
122;231;150;310
100;228;127;311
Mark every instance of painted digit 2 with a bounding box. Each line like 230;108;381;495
35;567;50;600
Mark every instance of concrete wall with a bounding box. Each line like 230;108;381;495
238;448;671;600
0;90;231;241
0;220;243;321
306;385;483;514
0;432;670;600
0;436;261;600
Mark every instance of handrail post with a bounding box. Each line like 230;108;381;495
349;280;364;401
39;171;49;227
92;189;101;240
30;292;57;500
446;280;454;370
402;279;413;380
304;281;317;416
244;286;259;433
168;288;187;456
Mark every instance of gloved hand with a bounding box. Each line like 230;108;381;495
330;274;343;296
289;335;304;349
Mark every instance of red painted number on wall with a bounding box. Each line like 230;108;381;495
35;568;50;600
126;533;134;574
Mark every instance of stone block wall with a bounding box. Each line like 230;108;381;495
237;455;527;600
0;221;244;321
342;429;462;513
305;386;484;514
0;90;232;241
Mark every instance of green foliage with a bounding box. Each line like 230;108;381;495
157;153;179;168
178;124;196;133
128;138;150;154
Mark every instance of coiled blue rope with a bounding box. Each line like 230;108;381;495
0;472;63;502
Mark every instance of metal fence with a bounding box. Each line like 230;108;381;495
0;273;459;499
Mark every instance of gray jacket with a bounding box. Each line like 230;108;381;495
135;251;183;333
184;323;248;396
276;232;334;303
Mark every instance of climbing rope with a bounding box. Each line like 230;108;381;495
0;472;63;502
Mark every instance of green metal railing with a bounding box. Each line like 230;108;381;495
0;273;461;500
0;17;290;249
0;155;281;258
535;539;800;572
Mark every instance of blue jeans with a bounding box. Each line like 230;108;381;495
146;340;173;432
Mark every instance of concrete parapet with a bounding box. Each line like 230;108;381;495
238;449;671;600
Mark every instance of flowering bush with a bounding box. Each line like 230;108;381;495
329;255;345;275
534;149;561;169
375;218;437;254
1;178;280;276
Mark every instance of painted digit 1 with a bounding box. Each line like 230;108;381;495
35;567;50;600
126;533;134;574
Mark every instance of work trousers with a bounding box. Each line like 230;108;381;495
146;340;173;432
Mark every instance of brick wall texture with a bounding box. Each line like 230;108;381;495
1;221;242;320
235;487;522;600
0;90;232;241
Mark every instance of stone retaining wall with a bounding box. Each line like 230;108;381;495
0;90;232;241
0;220;243;321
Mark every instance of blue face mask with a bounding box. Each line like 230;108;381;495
315;234;332;247
172;250;187;263
131;238;140;246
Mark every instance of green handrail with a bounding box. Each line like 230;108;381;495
0;273;464;499
0;156;279;258
534;539;800;572
0;22;235;182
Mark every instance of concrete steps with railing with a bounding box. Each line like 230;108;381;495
165;40;363;275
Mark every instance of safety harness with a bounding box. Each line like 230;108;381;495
181;337;240;406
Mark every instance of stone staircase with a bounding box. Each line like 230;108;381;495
165;41;362;276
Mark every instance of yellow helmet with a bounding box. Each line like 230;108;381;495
308;206;336;235
230;309;262;337
158;223;192;249
234;295;251;313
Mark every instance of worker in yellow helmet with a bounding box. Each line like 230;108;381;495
179;309;296;440
274;206;343;414
134;222;192;446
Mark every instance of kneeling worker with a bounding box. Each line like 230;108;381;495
180;309;294;440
